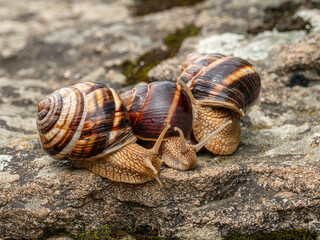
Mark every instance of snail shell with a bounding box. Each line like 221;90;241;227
178;52;261;155
37;82;166;184
120;81;193;140
120;81;197;170
37;82;136;160
180;52;261;116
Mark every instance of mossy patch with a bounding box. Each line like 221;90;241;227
119;25;201;85
247;1;311;34
163;25;201;57
223;228;318;240
120;48;171;86
250;124;273;132
74;224;113;240
292;106;318;117
73;224;169;240
131;0;204;16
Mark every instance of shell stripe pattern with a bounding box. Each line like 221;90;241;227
181;53;261;114
121;81;193;140
37;82;136;160
37;87;86;159
37;91;63;134
164;82;181;125
179;54;224;83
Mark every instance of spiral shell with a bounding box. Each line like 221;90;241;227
120;81;193;140
179;52;261;116
37;82;136;161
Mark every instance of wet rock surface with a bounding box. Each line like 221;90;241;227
0;0;320;239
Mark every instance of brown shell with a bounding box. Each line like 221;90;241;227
179;52;261;115
120;81;193;140
36;82;136;160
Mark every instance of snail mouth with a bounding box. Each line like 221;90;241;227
37;98;51;120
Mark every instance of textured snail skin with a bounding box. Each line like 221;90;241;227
161;137;197;170
179;52;261;155
192;106;241;155
70;144;161;184
120;81;197;171
36;82;164;184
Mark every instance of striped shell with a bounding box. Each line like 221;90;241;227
36;82;136;161
120;81;193;140
179;52;261;116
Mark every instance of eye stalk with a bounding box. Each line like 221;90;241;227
163;120;232;171
173;120;233;154
193;120;232;152
174;127;188;154
151;124;171;155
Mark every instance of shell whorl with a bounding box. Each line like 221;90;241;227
179;53;261;116
37;82;136;161
120;81;193;140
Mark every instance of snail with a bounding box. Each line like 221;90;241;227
36;81;171;184
178;52;261;155
120;81;231;170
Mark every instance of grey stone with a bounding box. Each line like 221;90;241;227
195;30;306;62
296;9;320;32
176;225;222;240
1;0;320;239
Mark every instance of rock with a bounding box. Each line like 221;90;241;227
1;0;320;239
148;57;183;82
77;67;126;89
176;225;222;240
148;29;307;82
271;29;320;82
193;30;306;62
296;9;320;32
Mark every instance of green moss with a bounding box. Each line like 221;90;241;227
120;24;201;85
72;224;170;240
131;0;204;16
250;124;272;132
292;107;318;117
120;48;171;86
74;224;113;240
223;229;318;240
164;25;201;57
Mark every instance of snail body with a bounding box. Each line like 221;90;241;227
120;81;231;170
36;82;169;184
120;81;196;170
178;53;261;155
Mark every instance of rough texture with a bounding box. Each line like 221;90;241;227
1;0;320;239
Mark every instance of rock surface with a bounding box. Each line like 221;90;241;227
0;0;320;239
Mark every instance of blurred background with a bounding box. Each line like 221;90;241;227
0;0;318;92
